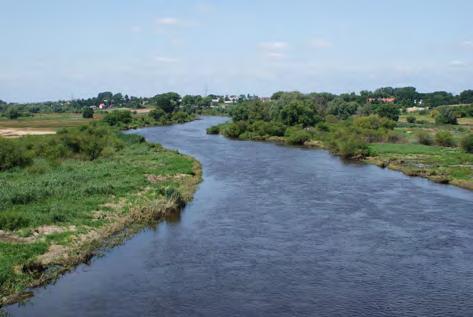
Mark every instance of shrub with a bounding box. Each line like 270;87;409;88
406;116;417;124
58;124;122;160
0;138;32;171
285;128;312;145
435;107;458;125
103;110;133;126
374;104;400;121
82;107;94;119
353;115;396;130
435;131;456;147
171;111;190;123
222;122;245;138
461;134;473;153
416;131;434;145
158;185;184;207
149;108;166;121
206;125;221;135
335;136;370;159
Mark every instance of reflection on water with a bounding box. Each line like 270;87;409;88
6;116;473;317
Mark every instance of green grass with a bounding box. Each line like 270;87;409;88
369;143;473;182
0;134;197;301
0;113;98;129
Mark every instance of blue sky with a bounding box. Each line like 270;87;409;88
1;0;472;102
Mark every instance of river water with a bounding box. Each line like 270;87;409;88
6;116;473;316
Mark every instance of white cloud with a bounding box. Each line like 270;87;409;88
154;56;179;63
156;17;179;25
259;41;289;50
310;38;333;49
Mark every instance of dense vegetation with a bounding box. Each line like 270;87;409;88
0;123;200;304
208;91;473;188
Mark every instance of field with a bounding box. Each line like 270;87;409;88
0;113;99;137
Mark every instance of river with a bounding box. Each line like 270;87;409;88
6;116;473;316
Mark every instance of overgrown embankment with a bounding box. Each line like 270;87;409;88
0;124;201;306
208;116;473;190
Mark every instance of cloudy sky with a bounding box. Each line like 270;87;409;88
1;0;472;102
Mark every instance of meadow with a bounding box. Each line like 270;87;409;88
0;124;201;305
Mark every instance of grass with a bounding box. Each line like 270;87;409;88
0;113;99;129
0;133;200;305
368;143;473;184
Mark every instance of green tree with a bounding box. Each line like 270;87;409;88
153;92;181;113
373;104;400;121
435;107;458;125
82;107;94;119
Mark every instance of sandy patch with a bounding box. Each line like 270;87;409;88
0;128;56;138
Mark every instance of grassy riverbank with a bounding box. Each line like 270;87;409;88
0;125;201;306
208;99;473;190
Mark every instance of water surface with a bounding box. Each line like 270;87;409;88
6;116;473;316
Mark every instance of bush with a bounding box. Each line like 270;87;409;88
416;131;434;145
82;107;94;119
435;131;455;147
206;125;221;135
435;107;458;125
149;108;166;121
406;116;417;124
0;138;32;171
461;134;473;153
103;110;133;126
353;115;396;130
222;122;245;138
285;128;312;145
58;124;122;160
171;111;190;123
335;136;370;159
373;104;400;121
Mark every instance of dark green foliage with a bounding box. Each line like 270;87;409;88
416;131;434;145
435;131;456;147
279;101;320;127
82;107;94;119
327;99;359;119
171;111;191;123
152;92;181;113
435;106;458;125
0;138;32;171
326;128;370;159
222;122;245;138
5;107;21;119
58;124;123;160
406;116;417;123
461;134;473;153
373;104;401;121
103;110;133;126
285;128;312;145
149;107;166;121
206;125;221;134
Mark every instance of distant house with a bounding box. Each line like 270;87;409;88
98;103;106;109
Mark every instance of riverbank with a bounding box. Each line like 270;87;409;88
0;128;202;306
209;124;473;191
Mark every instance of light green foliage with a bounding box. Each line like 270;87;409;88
461;134;473;153
435;131;456;147
416;130;434;145
435;106;458;125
